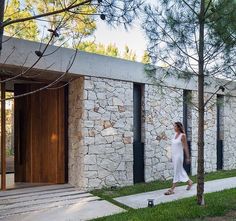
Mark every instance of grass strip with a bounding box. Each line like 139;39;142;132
93;188;236;221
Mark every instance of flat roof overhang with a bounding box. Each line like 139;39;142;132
0;36;236;96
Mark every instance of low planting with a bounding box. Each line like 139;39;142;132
91;169;236;200
94;188;236;221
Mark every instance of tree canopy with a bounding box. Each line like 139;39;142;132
142;0;236;205
77;41;137;61
24;0;96;43
4;0;39;41
123;45;137;61
143;0;235;79
207;0;236;50
2;0;143;46
141;50;151;64
0;0;143;101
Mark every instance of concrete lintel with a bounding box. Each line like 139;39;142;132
1;36;236;96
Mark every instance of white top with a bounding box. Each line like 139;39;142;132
171;133;189;183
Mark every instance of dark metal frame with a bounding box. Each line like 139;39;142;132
133;84;144;183
64;85;69;183
216;95;224;170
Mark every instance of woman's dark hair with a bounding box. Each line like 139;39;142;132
175;122;185;133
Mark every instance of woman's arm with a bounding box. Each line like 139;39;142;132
181;134;191;163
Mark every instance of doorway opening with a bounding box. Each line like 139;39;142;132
0;92;14;189
1;81;68;190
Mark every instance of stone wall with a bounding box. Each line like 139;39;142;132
68;77;85;188
224;96;236;170
144;85;183;182
69;76;134;190
191;92;217;175
68;76;236;190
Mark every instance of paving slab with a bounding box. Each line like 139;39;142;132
1;177;236;220
0;184;125;221
114;177;236;209
0;199;125;221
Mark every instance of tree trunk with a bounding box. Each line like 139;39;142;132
197;0;205;206
0;0;6;52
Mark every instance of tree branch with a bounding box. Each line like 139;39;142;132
1;49;78;101
0;33;54;83
204;0;213;15
1;0;92;29
204;79;233;107
150;14;198;62
182;0;199;17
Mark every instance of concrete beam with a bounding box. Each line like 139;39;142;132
1;36;236;96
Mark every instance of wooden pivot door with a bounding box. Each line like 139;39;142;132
14;84;67;184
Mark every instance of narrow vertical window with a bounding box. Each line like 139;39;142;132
133;84;144;183
217;95;224;170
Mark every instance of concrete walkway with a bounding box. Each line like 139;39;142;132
0;184;125;221
1;177;236;220
114;177;236;209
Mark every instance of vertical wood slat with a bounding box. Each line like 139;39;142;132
14;84;66;184
57;87;65;183
1;82;6;190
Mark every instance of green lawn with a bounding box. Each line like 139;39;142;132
91;169;236;200
93;188;236;221
90;169;236;220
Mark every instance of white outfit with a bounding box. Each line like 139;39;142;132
171;133;189;183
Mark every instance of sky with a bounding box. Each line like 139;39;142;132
92;20;148;61
89;0;157;61
17;0;149;61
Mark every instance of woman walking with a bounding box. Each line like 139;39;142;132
164;122;193;195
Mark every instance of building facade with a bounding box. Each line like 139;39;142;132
1;37;236;190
